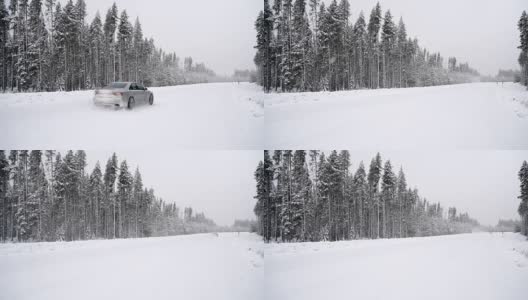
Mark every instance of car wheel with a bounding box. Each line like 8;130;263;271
149;94;154;105
127;97;135;110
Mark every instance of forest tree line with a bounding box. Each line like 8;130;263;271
518;160;528;236
255;0;480;93
0;0;221;93
518;10;528;87
0;150;218;242
253;150;479;243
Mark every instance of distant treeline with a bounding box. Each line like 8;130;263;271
232;219;258;232
0;0;224;93
0;150;218;243
487;219;522;233
254;150;479;243
233;69;258;83
254;0;480;93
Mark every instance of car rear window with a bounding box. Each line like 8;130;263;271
104;82;128;89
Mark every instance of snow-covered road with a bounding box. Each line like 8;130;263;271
1;232;526;300
264;83;528;149
0;82;264;149
2;82;527;150
0;233;264;300
264;232;528;300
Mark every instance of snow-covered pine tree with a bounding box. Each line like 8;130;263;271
0;151;9;241
132;18;143;83
262;151;274;241
131;167;142;238
0;0;9;92
338;150;350;239
518;11;528;87
117;160;132;238
88;162;103;238
291;150;311;241
380;160;395;238
353;161;367;238
324;150;342;241
103;3;118;83
271;150;285;240
367;153;382;238
315;1;328;90
255;151;478;243
380;10;395;88
103;153;118;238
396;17;407;88
315;151;328;239
11;151;29;241
395;167;406;238
254;160;266;239
117;10;132;81
291;0;312;91
353;12;367;88
367;2;382;89
325;0;341;91
27;0;49;91
27;150;47;240
88;12;103;88
518;161;528;235
74;0;87;90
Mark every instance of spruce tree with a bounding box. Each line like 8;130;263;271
518;161;528;235
396;167;407;237
103;3;118;83
367;153;382;238
117;160;132;238
0;151;9;241
353;162;367;238
103;153;118;238
380;160;395;238
353;13;367;88
27;150;46;240
518;11;528;86
381;10;395;88
117;10;132;81
367;2;382;89
396;17;407;87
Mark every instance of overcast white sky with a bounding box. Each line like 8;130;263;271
83;0;261;76
83;150;261;227
343;150;527;226
321;0;527;75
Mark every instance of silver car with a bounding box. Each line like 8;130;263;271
93;82;154;109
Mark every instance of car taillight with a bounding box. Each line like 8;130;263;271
113;92;122;96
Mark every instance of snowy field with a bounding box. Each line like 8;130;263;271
0;233;264;300
264;232;528;300
0;82;264;149
264;83;528;149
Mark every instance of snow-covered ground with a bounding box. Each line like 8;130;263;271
2;232;526;300
3;82;526;150
264;83;528;149
0;82;264;149
0;233;264;300
264;232;528;300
